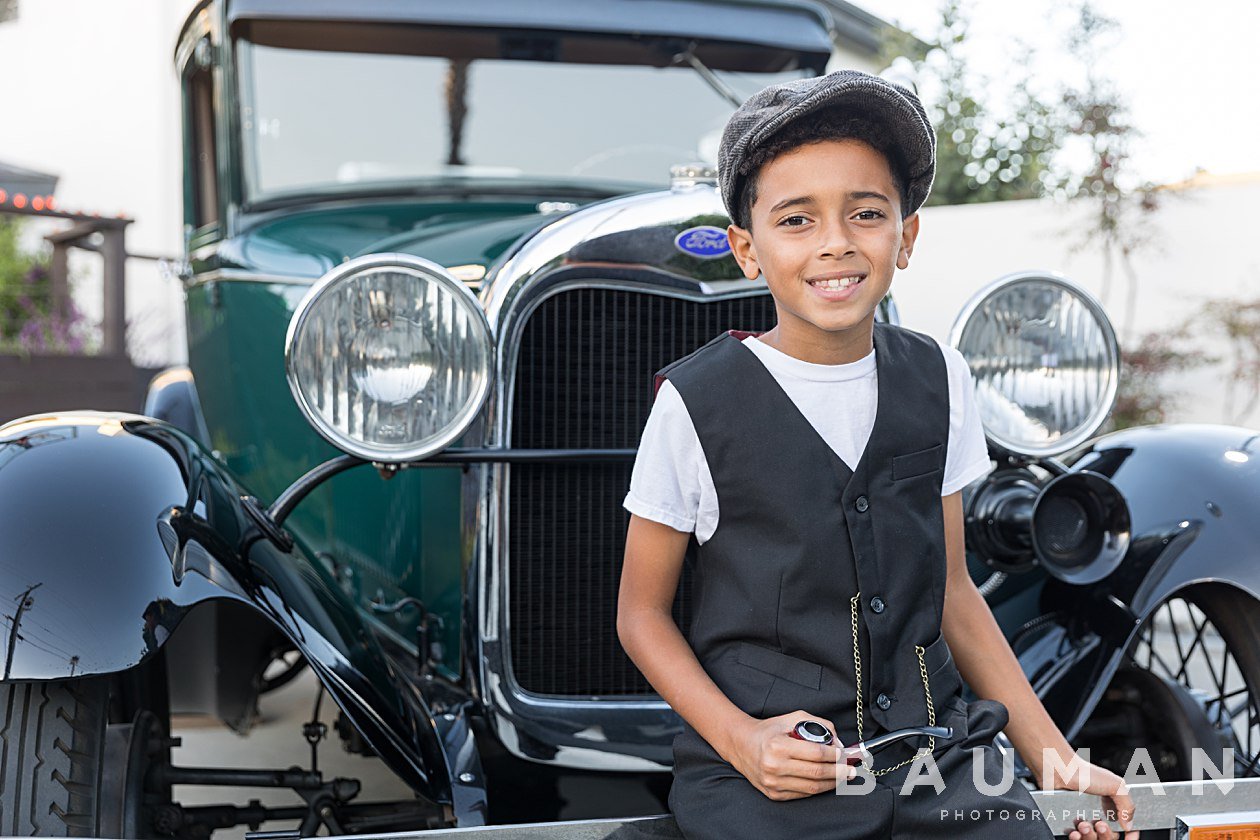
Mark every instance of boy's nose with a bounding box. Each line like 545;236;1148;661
817;228;857;259
816;238;856;260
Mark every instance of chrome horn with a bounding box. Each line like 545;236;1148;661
966;469;1131;584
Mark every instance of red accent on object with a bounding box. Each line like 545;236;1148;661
12;193;26;209
789;720;835;744
0;189;7;203
45;196;55;210
31;197;44;211
652;330;768;397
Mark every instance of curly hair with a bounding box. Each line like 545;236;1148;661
733;111;911;229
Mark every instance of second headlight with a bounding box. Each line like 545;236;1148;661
285;253;493;463
950;271;1119;457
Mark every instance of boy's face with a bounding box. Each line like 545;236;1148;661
728;139;919;351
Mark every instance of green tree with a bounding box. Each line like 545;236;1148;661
881;0;1153;215
881;0;1063;206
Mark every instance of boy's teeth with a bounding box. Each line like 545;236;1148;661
811;276;863;289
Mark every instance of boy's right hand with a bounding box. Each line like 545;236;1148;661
725;710;856;800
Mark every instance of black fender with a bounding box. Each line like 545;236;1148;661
0;412;451;806
1029;424;1260;740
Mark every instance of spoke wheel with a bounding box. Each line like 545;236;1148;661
1122;583;1260;777
260;647;308;695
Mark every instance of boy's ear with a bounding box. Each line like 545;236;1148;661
897;212;921;270
727;224;760;281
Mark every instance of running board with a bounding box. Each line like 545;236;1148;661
312;778;1260;838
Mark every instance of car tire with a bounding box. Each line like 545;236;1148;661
0;679;110;836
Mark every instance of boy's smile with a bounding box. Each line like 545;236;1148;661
728;139;920;365
804;270;866;301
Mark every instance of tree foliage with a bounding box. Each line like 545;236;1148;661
1109;326;1212;429
881;1;1061;206
1199;295;1260;424
0;218;84;355
881;0;1155;219
882;2;1211;428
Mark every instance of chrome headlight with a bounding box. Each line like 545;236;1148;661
285;254;493;463
950;272;1119;457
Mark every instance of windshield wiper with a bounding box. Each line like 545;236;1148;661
674;45;743;108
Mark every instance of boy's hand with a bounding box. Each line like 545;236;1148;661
1044;760;1139;840
725;710;854;800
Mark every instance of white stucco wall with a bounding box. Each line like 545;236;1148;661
895;176;1260;428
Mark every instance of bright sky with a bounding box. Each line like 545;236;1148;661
853;0;1260;185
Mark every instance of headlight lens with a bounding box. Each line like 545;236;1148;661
285;254;492;463
950;272;1119;457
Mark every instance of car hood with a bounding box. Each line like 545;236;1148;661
220;201;564;281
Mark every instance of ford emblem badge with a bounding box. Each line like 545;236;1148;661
674;226;731;259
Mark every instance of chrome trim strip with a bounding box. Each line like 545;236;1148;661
188;268;316;288
189;242;222;264
174;1;215;73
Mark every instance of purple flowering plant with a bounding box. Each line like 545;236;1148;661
0;218;89;356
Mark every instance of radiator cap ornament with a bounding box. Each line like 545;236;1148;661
670;162;717;190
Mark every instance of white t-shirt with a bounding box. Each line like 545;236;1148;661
623;334;992;544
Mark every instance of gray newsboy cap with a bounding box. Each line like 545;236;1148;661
718;69;936;223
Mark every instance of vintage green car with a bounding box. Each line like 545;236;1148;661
2;0;1259;837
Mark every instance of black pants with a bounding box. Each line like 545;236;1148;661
669;697;1054;839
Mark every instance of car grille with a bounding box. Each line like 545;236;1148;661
507;286;778;696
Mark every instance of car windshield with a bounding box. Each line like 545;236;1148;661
237;39;815;203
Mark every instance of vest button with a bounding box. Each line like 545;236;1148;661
855;496;869;512
875;693;892;710
870;596;885;614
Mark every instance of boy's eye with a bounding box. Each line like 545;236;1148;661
779;215;810;227
854;209;886;221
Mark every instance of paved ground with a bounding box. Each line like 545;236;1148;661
171;668;413;839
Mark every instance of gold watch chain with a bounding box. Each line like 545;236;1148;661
848;592;936;776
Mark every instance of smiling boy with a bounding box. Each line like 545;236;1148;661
617;71;1138;839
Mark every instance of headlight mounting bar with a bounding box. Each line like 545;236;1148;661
267;448;637;528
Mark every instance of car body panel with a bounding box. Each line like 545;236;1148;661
222;0;835;58
186;278;468;678
1035;424;1260;740
0;413;450;802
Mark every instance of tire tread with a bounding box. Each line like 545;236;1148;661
0;680;106;836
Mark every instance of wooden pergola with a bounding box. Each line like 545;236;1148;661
0;166;161;423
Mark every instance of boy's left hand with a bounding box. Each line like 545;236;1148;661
1046;760;1139;839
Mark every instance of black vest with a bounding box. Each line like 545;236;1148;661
658;323;965;742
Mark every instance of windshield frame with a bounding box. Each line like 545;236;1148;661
231;23;827;210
